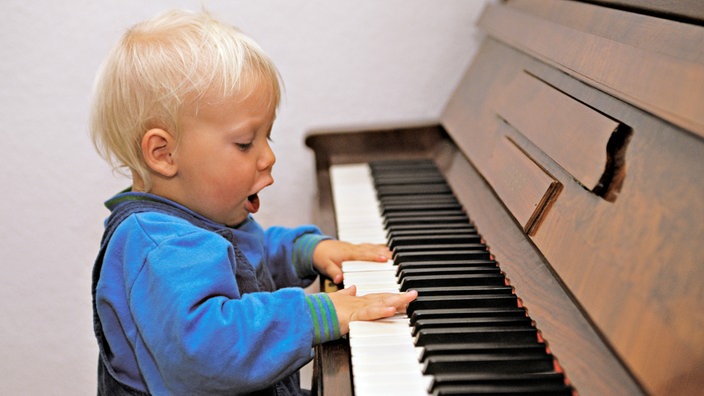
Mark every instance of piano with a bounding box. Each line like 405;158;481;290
304;1;704;395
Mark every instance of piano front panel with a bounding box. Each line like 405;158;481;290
306;1;704;395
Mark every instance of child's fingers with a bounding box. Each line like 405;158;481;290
361;244;392;262
351;305;397;322
390;289;418;312
357;290;418;321
324;261;343;284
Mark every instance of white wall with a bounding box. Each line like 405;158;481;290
0;1;486;393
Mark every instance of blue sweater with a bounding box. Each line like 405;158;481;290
94;192;339;395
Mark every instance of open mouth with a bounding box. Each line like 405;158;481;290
246;193;260;213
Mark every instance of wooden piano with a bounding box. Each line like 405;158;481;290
305;1;704;395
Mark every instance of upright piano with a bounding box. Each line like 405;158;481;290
305;1;704;395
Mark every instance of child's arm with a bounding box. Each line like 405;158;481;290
312;239;391;284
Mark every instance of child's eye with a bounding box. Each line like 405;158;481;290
236;142;253;151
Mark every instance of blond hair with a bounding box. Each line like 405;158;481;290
90;9;281;190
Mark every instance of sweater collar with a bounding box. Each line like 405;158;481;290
105;189;216;225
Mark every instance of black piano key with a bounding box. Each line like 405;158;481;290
373;169;439;174
423;353;556;375
372;169;432;175
398;267;501;284
372;171;441;179
387;227;479;239
374;175;447;185
386;217;470;230
419;342;547;361
374;166;441;173
379;195;459;207
385;210;466;219
387;221;471;232
428;371;568;391
413;316;534;336
432;385;573;396
369;158;437;170
397;263;499;271
397;264;499;276
412;285;514;297
371;168;439;176
430;371;573;396
414;326;539;346
388;230;481;240
396;250;492;263
382;202;463;214
399;273;506;290
385;215;470;227
377;186;451;195
410;307;528;326
407;295;519;315
397;259;497;272
373;169;440;177
376;183;452;196
385;222;475;234
374;165;443;174
392;244;488;259
389;235;483;250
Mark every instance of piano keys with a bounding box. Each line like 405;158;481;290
331;160;573;396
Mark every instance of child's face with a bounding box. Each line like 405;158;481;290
169;85;277;226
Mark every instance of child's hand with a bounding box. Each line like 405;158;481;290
312;240;391;284
328;286;418;335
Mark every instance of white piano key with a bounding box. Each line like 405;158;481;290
349;340;421;357
343;270;399;295
350;359;426;376
342;260;395;272
343;271;396;283
353;374;431;396
349;316;410;333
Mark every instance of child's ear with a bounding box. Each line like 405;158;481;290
142;128;177;177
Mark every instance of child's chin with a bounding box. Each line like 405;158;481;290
226;212;249;227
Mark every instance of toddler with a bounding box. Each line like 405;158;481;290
89;9;416;396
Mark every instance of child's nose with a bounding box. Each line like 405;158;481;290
258;142;276;171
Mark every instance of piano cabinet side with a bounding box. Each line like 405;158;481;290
311;339;352;396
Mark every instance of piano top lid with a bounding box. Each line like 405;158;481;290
476;0;704;139
585;0;704;25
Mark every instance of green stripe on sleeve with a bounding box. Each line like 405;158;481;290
305;293;340;344
293;234;331;278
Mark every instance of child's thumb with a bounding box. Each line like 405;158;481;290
337;284;357;296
